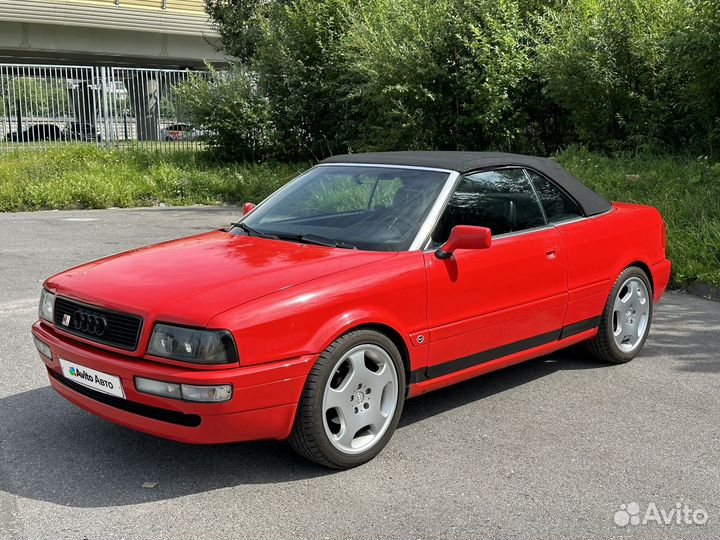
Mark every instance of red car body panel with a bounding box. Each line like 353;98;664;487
32;198;670;444
423;226;568;370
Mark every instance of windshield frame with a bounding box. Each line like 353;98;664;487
235;163;460;252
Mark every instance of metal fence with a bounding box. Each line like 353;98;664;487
0;63;209;152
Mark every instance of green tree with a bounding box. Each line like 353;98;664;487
204;0;272;65
667;0;720;153
342;0;533;151
199;0;719;158
252;0;356;159
534;0;691;151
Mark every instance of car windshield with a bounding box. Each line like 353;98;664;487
236;165;449;251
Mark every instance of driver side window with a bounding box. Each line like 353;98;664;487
431;168;546;245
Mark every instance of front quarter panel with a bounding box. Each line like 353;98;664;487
208;252;428;370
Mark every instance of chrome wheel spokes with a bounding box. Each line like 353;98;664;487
322;344;399;454
612;277;650;352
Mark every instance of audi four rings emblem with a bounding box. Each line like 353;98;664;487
64;309;108;336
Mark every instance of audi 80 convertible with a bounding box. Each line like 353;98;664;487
31;152;671;468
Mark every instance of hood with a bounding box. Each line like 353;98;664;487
46;230;397;326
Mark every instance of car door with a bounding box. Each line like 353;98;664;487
421;168;568;378
525;169;608;330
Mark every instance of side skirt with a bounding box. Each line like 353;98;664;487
408;316;600;397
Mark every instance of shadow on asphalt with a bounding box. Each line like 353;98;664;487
645;295;720;373
0;350;606;508
400;349;606;426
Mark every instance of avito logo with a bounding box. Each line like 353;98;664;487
614;502;709;527
68;366;115;389
69;366;93;382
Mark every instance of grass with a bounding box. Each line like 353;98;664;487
0;145;307;212
0;144;718;287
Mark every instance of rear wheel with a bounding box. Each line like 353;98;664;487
289;329;405;468
585;266;653;363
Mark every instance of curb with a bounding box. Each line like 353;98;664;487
679;283;720;302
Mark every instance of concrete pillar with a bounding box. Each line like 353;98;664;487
127;75;159;141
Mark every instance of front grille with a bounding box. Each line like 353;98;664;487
54;296;143;351
49;369;201;427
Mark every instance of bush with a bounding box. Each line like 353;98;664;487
198;0;720;158
252;0;356;159
534;0;691;151
667;0;720;153
341;0;532;152
175;66;275;161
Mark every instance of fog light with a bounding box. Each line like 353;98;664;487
33;335;52;360
181;384;233;403
135;377;182;400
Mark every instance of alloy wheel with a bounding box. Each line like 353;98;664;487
611;276;650;353
322;344;399;455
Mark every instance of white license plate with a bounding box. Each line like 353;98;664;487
59;359;125;399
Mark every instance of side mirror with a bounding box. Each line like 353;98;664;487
242;202;256;215
435;225;492;259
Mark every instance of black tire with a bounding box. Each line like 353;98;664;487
585;266;653;363
289;329;406;469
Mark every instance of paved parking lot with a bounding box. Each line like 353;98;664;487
1;206;718;540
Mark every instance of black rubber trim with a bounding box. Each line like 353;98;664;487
559;316;601;339
48;369;201;427
410;316;600;383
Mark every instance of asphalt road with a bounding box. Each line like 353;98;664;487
0;206;718;540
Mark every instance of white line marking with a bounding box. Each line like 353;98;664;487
0;298;37;316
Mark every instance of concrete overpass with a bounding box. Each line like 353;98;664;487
0;0;227;68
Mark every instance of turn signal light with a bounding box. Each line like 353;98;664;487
135;376;233;403
33;335;52;360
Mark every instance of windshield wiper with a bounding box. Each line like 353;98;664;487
231;224;354;249
230;222;279;239
275;232;356;250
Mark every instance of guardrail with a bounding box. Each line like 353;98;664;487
0;63;209;152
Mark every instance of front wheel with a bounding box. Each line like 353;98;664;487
289;329;405;468
585;266;653;363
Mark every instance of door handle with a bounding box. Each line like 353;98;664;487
545;244;557;261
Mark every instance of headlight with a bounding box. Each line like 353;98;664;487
147;324;238;364
39;289;55;323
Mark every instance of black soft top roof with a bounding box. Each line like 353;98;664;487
321;151;611;216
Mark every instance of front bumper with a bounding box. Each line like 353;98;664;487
32;321;314;444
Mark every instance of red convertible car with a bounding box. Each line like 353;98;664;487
31;152;671;468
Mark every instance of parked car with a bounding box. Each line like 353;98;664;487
5;123;63;142
160;123;203;142
32;152;671;468
64;122;101;143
